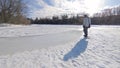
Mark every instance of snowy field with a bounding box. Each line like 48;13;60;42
0;24;120;68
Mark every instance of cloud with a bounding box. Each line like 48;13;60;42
28;0;118;18
27;0;85;19
31;6;67;19
29;0;65;18
43;0;54;6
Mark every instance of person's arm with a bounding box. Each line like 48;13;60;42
89;18;91;25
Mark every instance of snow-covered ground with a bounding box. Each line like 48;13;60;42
0;24;81;37
0;25;120;68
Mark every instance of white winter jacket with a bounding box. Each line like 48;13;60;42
83;17;91;27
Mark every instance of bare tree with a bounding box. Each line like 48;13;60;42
92;5;120;25
0;0;29;24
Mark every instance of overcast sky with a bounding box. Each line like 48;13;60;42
24;0;120;19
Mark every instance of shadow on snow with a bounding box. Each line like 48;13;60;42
63;38;88;61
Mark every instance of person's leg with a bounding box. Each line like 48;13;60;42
86;27;88;37
83;26;86;37
83;26;88;37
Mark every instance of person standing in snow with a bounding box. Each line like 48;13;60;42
83;14;91;37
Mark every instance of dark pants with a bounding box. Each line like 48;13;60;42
83;26;88;37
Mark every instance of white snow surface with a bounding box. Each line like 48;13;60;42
0;25;120;68
0;25;81;37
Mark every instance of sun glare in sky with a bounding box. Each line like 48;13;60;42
84;0;104;15
84;0;105;16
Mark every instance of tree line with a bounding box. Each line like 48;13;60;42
92;6;120;25
29;14;83;25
